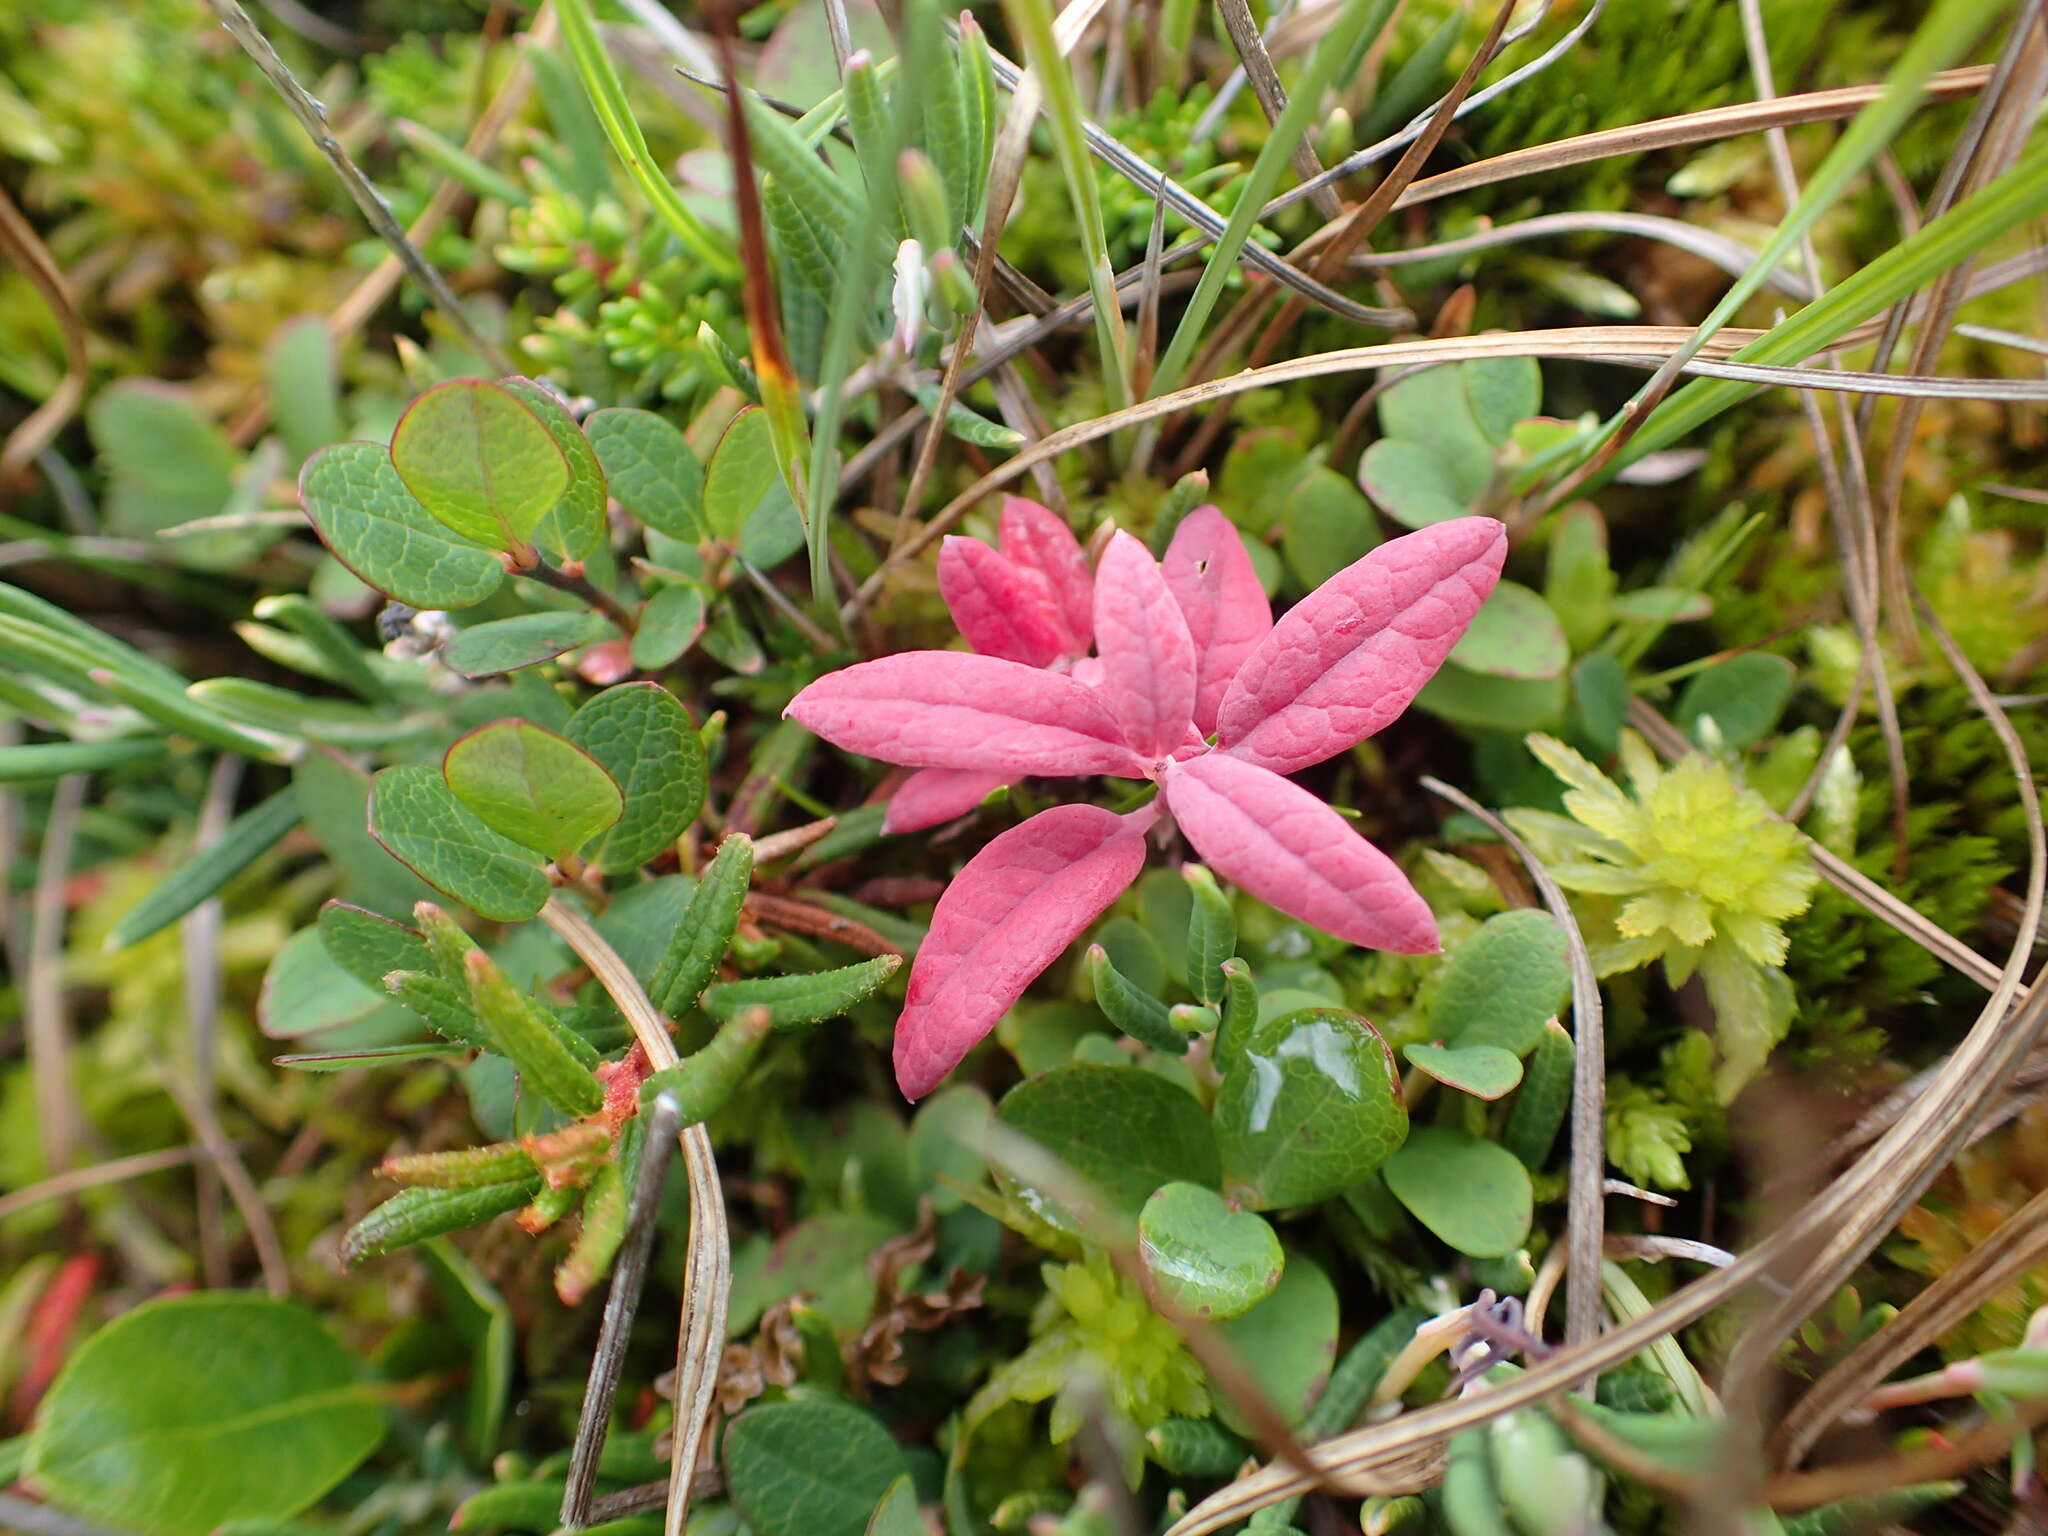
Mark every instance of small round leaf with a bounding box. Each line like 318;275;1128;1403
299;442;504;610
1138;1182;1284;1320
389;379;569;551
997;1063;1220;1230
367;764;549;922
565;681;706;871
724;1398;911;1536
1449;582;1570;681
1382;1126;1534;1257
1402;1043;1524;1100
443;720;623;862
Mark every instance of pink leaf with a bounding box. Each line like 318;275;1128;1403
1162;506;1272;735
1092;530;1198;761
895;803;1151;1097
884;767;1013;834
787;652;1149;778
1162;753;1438;953
1216;516;1506;774
1000;496;1094;652
938;537;1076;666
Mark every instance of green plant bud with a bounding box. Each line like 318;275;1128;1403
640;1006;772;1127
450;1480;569;1533
376;1142;539;1189
1361;1496;1426;1535
897;150;954;258
927;247;979;318
1087;944;1187;1054
651;832;754;1014
554;1158;628;1305
1169;1003;1219;1035
414;902;482;984
1440;1426;1515;1536
1183;864;1238;1006
518;1182;581;1235
1145;1416;1250;1477
697;322;760;402
1489;1407;1601;1536
1149;470;1212;556
520;1121;612;1188
341;1179;540;1263
465;950;603;1118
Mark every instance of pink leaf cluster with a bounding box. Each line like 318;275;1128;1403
788;500;1507;1098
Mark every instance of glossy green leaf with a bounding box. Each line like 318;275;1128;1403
586;407;706;539
630;582;706;669
1210;1252;1339;1436
1402;1043;1523;1100
1281;466;1380;590
299;441;505;610
388;379;570;551
1449;583;1570;681
998;1064;1220;1229
701;954;902;1031
724;1399;911;1536
1137;1181;1284;1321
342;1180;542;1263
1381;1126;1533;1257
704;407;779;542
1213;1008;1407;1210
107;787;301;950
1675;653;1796;750
497;376;607;562
24;1294;385;1536
443;719;622;862
565;681;706;871
1431;910;1571;1056
367;765;549;922
442;611;612;678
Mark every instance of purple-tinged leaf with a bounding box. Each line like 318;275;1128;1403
1092;531;1198;762
1162;506;1272;735
999;496;1093;652
1162;753;1437;954
786;652;1149;778
895;804;1152;1098
884;767;1013;834
938;537;1076;666
1216;517;1505;774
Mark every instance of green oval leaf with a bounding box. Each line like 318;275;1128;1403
1357;437;1472;529
443;720;623;862
1413;663;1568;732
1138;1181;1284;1321
586;406;706;539
997;1063;1221;1230
1213;1007;1407;1210
565;681;706;871
389;379;569;551
865;1474;923;1536
299;442;505;611
367;764;549;922
1449;582;1570;681
1381;1126;1533;1257
497;376;608;561
24;1294;385;1536
1462;356;1542;444
631;582;707;670
704;406;780;541
1281;466;1381;591
1210;1251;1339;1436
442;611;612;678
724;1399;911;1536
260;925;383;1040
1430;910;1571;1056
1675;652;1796;750
1402;1043;1524;1100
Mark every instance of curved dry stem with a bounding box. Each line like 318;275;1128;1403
541;898;730;1536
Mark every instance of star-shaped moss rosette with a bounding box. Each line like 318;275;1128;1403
788;509;1507;1098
